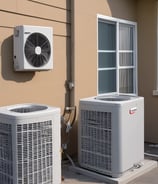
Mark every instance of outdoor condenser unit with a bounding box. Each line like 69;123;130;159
0;103;61;184
78;95;144;178
14;25;53;71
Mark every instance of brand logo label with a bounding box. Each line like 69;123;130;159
24;32;31;34
129;107;137;115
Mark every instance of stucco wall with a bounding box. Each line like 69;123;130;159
72;0;137;155
73;0;137;106
1;0;158;156
73;0;158;146
0;0;70;110
137;0;158;143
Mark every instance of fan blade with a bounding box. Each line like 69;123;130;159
35;33;39;46
41;40;49;48
25;39;35;49
41;55;48;65
41;52;49;61
31;55;39;67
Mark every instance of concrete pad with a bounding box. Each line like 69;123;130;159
69;160;157;184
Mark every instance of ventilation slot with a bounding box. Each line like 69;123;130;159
16;121;53;184
0;123;13;184
80;110;112;174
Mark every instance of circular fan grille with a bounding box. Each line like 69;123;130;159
24;33;51;67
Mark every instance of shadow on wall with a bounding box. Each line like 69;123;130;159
107;0;136;20
1;35;35;82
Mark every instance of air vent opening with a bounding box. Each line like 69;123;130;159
24;32;51;68
97;98;128;101
95;95;134;101
9;105;48;113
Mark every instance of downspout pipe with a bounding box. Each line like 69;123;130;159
65;0;75;108
61;0;76;167
61;1;76;166
62;0;76;124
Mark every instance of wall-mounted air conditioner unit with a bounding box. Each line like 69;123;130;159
78;95;144;178
0;103;61;184
13;25;53;71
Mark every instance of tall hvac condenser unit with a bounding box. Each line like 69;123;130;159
78;95;144;177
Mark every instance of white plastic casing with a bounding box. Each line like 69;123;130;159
13;25;53;71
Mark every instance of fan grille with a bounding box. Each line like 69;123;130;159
16;121;53;184
24;33;51;67
79;110;112;175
